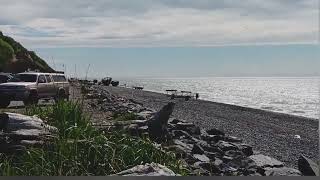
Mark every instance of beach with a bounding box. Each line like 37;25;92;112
101;85;319;169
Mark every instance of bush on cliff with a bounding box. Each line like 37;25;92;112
0;39;14;71
0;31;54;73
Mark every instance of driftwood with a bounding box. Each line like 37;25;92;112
0;112;58;153
147;102;175;143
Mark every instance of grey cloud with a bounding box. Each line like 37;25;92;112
0;0;317;47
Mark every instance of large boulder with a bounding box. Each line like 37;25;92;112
298;155;319;176
115;163;179;176
147;102;175;142
249;155;284;168
0;112;57;153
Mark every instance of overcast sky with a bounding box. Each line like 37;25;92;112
0;0;319;77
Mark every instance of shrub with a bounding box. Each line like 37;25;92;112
0;39;14;70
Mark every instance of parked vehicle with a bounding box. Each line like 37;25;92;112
101;77;112;86
0;72;70;108
0;73;13;84
111;81;119;87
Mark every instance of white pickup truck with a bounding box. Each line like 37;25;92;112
0;72;70;108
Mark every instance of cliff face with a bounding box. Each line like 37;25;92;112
0;31;54;73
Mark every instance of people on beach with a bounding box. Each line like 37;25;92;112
196;93;199;100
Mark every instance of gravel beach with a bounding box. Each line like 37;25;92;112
103;86;319;169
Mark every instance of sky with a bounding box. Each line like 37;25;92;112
0;0;319;78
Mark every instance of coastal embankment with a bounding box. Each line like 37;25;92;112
99;85;319;169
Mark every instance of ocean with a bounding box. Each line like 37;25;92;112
117;77;319;119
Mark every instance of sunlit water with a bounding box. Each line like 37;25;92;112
117;77;319;119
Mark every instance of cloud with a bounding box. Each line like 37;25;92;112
0;0;317;47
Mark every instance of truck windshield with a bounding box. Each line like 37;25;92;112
10;74;38;82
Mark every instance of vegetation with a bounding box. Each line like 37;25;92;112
0;39;14;71
0;101;188;176
0;31;54;72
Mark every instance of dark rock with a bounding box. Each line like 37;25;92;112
206;128;225;136
298;155;319;176
169;118;186;124
201;134;224;143
192;143;205;155
190;168;210;176
171;130;191;139
264;167;301;176
205;151;220;159
115;163;178;176
193;162;221;174
249;155;284;168
224;150;245;159
147;102;175;143
237;144;254;156
216;141;239;151
175;122;201;136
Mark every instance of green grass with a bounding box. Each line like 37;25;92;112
0;101;189;176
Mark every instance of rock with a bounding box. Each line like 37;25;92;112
175;122;200;136
169;118;186;124
264;167;301;176
206;128;225;136
170;140;193;158
205;151;220;160
193;162;221;174
0;113;57;153
224;136;243;143
237;144;254;156
136;111;154;120
190;168;210;176
115;163;178;176
201;134;224;143
216;141;239;151
192;143;205;155
193;154;210;162
298;155;319;176
249;155;284;168
147;103;175;142
224;150;245;159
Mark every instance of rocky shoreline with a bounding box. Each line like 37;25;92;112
76;83;319;176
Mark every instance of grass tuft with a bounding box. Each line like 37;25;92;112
0;101;188;176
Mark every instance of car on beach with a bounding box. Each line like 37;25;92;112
0;72;70;108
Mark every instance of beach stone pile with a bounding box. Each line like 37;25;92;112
85;85;151;117
0;112;57;154
83;85;318;176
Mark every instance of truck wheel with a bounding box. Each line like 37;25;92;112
23;92;39;106
0;97;10;108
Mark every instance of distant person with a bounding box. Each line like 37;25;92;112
196;93;199;100
171;94;175;100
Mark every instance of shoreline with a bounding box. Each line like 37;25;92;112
130;87;319;122
101;85;319;169
123;86;319;121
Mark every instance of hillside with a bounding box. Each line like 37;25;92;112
0;31;54;73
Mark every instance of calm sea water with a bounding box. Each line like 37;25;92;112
117;77;319;119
